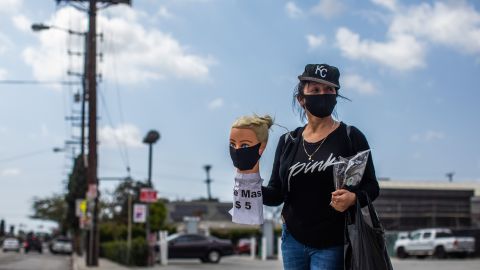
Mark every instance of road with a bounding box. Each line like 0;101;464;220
3;251;480;270
392;257;480;270
0;249;70;270
152;256;480;270
157;257;480;270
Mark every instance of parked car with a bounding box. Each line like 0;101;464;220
49;236;73;255
156;233;234;263
2;237;21;252
235;238;256;255
24;233;43;254
394;228;475;259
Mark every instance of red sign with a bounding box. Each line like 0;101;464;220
140;188;157;203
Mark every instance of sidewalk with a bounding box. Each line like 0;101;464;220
72;255;136;270
72;254;282;270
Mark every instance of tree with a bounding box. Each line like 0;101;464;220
31;194;67;230
65;155;87;234
149;201;167;232
110;180;168;231
109;180;149;224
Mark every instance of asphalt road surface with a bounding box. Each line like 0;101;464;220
0;249;70;270
153;256;480;270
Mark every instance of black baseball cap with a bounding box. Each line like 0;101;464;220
298;64;341;89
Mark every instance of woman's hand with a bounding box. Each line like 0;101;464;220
330;189;356;212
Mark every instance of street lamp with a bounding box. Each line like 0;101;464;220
31;23;50;32
204;165;213;201
31;23;86;36
142;129;160;266
143;130;160;188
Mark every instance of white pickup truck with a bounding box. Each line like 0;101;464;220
394;228;475;259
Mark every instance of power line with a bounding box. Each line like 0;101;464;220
98;87;131;174
0;149;52;163
0;80;80;85
109;30;131;172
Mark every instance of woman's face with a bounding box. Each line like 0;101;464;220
299;82;336;106
303;82;336;95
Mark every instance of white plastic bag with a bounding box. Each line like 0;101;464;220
333;149;370;189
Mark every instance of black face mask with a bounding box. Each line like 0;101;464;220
229;143;261;171
304;94;337;118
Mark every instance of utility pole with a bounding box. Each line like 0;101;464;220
81;31;88;158
204;165;212;201
86;0;99;266
54;0;131;266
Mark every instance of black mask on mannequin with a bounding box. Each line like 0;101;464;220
229;143;262;171
304;94;337;118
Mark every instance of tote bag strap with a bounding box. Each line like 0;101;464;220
357;190;382;229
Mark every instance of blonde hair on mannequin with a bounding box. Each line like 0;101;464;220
231;114;274;144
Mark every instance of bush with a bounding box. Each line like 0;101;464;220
99;222;147;243
101;237;148;266
210;228;261;245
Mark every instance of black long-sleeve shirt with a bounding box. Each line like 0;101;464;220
262;122;379;249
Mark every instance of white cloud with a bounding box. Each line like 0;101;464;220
336;27;425;71
336;1;480;71
306;34;325;49
342;73;377;95
312;0;345;19
371;0;397;11
99;124;142;148
207;98;224;110
23;6;214;85
157;6;173;19
390;2;480;55
12;14;31;32
1;168;21;177
410;130;445;143
23;8;83;85
285;2;303;19
0;0;22;13
0;68;7;80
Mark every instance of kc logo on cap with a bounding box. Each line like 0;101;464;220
315;65;328;78
298;63;341;89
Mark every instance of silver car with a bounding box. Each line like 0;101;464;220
49;237;73;255
2;237;20;252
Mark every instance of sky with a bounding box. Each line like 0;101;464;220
1;0;480;232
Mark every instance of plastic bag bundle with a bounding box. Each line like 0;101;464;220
333;150;370;189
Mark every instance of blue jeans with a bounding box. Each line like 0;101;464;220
281;224;343;270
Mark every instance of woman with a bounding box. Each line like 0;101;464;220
262;64;379;270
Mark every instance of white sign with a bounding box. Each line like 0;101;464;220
133;204;147;223
231;173;264;225
87;184;97;199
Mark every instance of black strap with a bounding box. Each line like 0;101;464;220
357;190;381;229
346;125;354;155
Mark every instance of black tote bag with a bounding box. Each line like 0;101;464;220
344;192;393;270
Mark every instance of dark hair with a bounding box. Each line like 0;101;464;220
292;81;351;122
